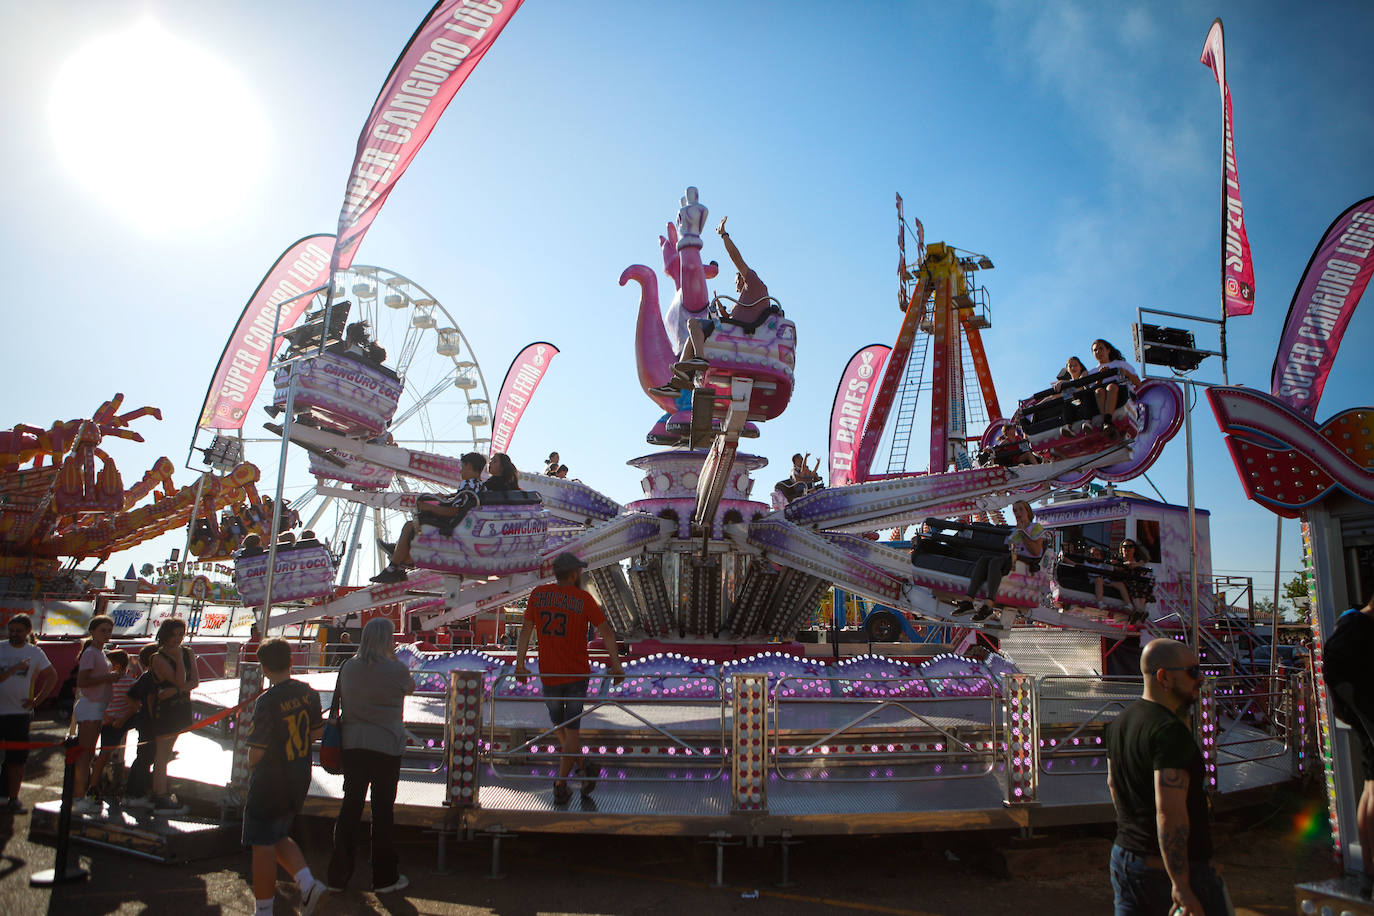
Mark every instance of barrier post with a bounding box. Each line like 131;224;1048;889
226;662;263;812
730;674;767;815
1002;673;1039;806
30;736;90;886
445;670;483;808
1196;678;1219;794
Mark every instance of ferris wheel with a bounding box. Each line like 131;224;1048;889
239;265;494;586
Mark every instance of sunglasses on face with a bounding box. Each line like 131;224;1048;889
1162;664;1202;679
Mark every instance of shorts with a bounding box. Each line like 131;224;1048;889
241;805;297;847
543;680;589;728
73;697;108;724
100;723;130;749
153;696;194;737
0;713;33;766
691;316;718;339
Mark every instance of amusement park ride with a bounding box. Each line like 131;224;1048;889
239;188;1190;652
2;188;1322;872
0;394;267;583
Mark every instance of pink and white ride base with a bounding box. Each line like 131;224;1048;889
273;352;402;437
234;544;336;606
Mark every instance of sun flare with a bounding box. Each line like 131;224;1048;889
49;19;266;230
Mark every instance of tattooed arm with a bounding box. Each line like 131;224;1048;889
1155;767;1203;916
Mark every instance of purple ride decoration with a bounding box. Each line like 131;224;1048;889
397;648;1019;700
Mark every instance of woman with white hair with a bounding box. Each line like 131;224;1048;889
325;618;414;896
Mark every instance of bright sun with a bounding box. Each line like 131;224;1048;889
50;19;266;230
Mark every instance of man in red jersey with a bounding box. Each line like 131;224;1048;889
515;552;625;804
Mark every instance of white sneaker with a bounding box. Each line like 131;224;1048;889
300;880;327;916
71;798;101;817
374;874;409;894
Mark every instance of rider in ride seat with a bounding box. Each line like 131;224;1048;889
1088;339;1140;426
954;500;1045;621
482;453;520;493
371;452;486;584
650;216;774;396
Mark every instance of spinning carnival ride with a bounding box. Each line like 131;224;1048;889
0;395;266;586
251;189;1184;643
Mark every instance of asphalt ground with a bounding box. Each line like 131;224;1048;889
0;715;1343;915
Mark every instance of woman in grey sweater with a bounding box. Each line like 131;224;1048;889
325;618;414;895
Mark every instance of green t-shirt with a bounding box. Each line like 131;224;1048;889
1105;698;1212;861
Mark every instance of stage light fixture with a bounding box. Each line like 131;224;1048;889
1132;323;1208;372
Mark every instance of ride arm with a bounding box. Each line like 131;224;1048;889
716;217;749;275
1106;759;1119;810
595;620;625;684
1155;767;1201;915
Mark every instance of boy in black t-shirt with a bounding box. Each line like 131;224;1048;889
242;638;325;916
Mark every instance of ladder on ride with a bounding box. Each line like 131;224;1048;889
884;334;930;475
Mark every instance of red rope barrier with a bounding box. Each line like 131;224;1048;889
0;689;264;753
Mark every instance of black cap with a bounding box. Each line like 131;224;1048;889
551;552;587;575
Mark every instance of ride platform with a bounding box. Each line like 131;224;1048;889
28;800;240;863
168;670;1301;840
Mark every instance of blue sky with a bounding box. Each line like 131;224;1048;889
2;1;1371;599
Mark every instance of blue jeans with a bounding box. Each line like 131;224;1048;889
544;680;589;728
1110;845;1232;916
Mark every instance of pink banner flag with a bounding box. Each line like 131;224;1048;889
331;0;525;273
490;341;559;454
1200;19;1256;318
198;234;336;430
828;345;891;487
1270;197;1374;416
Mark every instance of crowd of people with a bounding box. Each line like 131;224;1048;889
0;614;202;818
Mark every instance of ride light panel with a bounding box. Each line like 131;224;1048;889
446;670;483;808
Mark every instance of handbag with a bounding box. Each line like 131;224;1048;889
319;661;346;774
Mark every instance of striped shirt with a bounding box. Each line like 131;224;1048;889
103;665;141;725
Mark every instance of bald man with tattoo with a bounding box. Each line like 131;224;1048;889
1105;639;1232;915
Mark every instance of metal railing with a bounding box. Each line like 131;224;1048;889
1036;675;1139;775
1209;674;1291;767
770;674;1000;783
483;672;729;785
